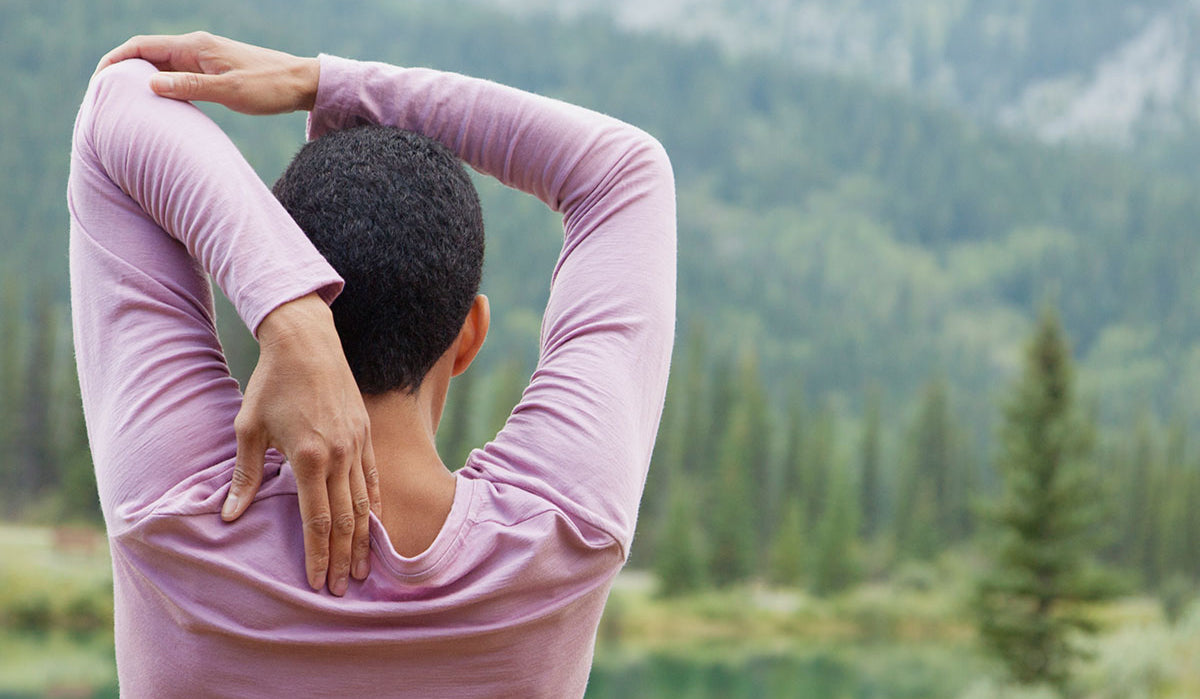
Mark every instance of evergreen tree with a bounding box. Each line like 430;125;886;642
56;378;100;524
486;359;528;438
801;404;835;532
859;386;883;539
20;285;58;497
1125;416;1159;586
769;497;806;586
895;378;956;559
731;349;774;559
778;384;806;517
655;482;707;596
437;364;478;470
708;397;757;587
677;325;714;483
0;276;22;513
976;310;1117;689
1187;461;1200;581
810;461;860;596
1156;420;1190;584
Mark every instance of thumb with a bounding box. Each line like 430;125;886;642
150;71;220;102
225;427;267;521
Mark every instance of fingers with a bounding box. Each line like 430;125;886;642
94;31;212;76
293;454;334;593
326;463;357;596
150;71;228;103
225;420;267;521
349;449;373;582
363;435;382;518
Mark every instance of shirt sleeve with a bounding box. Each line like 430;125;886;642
68;59;343;532
308;56;677;555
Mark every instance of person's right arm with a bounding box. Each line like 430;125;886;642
305;55;677;556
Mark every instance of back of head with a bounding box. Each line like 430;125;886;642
273;125;484;395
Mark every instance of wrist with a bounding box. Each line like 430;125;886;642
258;292;336;348
292;56;320;112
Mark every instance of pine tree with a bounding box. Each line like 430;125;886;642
437;364;479;470
655;482;707;596
810;461;860;596
778;384;806;518
486;359;528;438
1128;416;1160;587
801;405;835;531
859;386;883;540
708;397;757;587
0;276;23;513
20;285;58;497
896;378;959;557
731;349;773;559
976;310;1117;689
769;497;807;586
1156;420;1190;584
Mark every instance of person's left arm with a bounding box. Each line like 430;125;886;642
69;57;375;595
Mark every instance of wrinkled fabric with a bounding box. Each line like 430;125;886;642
68;56;675;698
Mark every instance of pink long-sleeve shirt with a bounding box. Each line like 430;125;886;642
68;55;675;698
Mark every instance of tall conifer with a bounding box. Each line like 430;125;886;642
976;310;1116;688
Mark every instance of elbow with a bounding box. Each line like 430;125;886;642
89;56;157;98
76;59;157;145
627;130;675;196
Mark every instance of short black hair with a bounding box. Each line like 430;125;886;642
273;125;484;395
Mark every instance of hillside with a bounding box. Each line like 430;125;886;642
3;0;1200;435
471;0;1200;149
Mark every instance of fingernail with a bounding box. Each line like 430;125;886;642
354;559;369;580
221;493;240;520
332;576;348;597
150;74;175;92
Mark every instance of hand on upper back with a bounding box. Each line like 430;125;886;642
96;31;319;114
227;293;381;596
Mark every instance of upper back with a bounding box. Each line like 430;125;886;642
109;462;622;698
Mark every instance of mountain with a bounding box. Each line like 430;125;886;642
4;0;1200;439
468;0;1200;148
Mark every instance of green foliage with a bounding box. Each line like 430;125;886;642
858;386;884;540
1;0;1199;610
708;380;759;587
896;378;972;560
438;366;479;471
810;465;860;596
976;310;1119;688
655;484;708;597
1157;574;1197;628
768;499;806;587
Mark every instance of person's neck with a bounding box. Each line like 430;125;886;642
362;387;457;557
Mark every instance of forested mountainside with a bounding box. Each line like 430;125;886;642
5;0;1200;601
5;0;1199;427
472;0;1200;148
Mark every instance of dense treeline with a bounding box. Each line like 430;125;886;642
612;320;1200;600
2;0;1200;627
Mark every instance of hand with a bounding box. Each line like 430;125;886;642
95;31;319;115
226;293;381;596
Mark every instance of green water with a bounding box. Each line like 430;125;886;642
0;632;978;698
587;645;981;699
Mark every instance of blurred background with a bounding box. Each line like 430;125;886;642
4;0;1200;696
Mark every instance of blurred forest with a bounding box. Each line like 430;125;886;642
3;0;1200;654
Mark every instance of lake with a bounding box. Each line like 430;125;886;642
0;631;985;698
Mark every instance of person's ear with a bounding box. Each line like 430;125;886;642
452;294;490;376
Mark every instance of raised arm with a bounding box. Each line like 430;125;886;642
108;31;677;555
71;52;378;595
305;56;677;552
